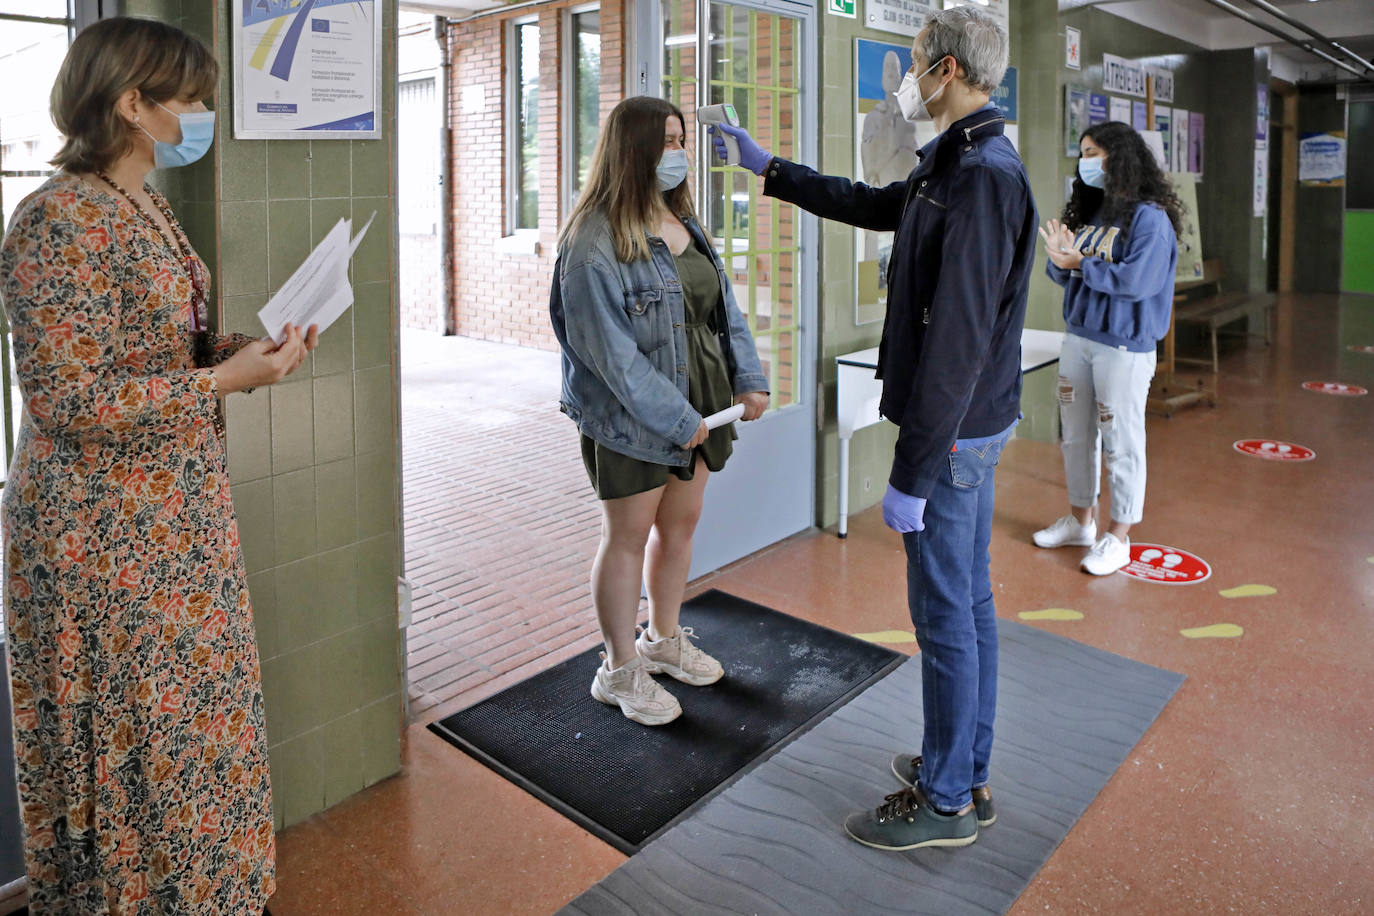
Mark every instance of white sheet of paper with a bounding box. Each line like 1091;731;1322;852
257;213;376;343
703;404;745;430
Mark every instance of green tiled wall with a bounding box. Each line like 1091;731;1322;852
130;0;404;830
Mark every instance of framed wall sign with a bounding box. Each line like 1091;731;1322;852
233;0;382;139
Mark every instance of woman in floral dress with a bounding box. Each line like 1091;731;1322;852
1;19;315;914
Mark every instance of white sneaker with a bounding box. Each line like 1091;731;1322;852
590;653;682;726
635;626;724;686
1033;515;1097;548
1081;533;1131;576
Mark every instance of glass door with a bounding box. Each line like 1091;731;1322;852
657;0;816;578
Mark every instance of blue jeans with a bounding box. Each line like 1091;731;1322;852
901;421;1014;812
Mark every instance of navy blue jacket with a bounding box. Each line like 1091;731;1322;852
762;104;1038;499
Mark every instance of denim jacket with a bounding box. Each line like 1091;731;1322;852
549;209;768;466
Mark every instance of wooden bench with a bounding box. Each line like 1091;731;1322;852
1171;261;1273;374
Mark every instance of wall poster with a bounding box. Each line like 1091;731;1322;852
1254;141;1269;217
1088;92;1108;125
1299;131;1347;185
854;38;920;325
1188;111;1205;174
1172;108;1189;173
1154;107;1172;168
234;0;382;139
1132;100;1147;131
1169;173;1203;281
1109;95;1132;125
1065;85;1089;157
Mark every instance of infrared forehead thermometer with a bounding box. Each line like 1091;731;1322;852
697;103;741;166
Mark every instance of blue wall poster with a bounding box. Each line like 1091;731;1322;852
1088;92;1108;125
993;67;1018;122
234;0;382;139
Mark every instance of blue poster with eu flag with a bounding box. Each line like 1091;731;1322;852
234;0;380;138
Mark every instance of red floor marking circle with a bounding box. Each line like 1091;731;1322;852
1119;543;1212;585
1348;345;1374;355
1232;439;1315;461
1302;381;1368;396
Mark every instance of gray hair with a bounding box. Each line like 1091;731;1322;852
919;5;1008;94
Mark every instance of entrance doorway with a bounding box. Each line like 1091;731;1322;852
399;0;818;720
653;0;818;577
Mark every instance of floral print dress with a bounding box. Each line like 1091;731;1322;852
1;172;275;914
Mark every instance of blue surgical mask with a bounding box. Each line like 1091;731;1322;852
656;148;689;191
1078;155;1106;189
139;101;216;168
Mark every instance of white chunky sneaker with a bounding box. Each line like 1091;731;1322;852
635;626;724;686
1081;533;1131;576
1032;514;1097;549
590;653;682;726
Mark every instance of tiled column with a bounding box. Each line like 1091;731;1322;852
148;0;405;830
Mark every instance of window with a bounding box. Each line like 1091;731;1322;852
508;18;540;232
563;7;600;212
1;0;78;483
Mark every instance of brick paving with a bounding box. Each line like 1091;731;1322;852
399;329;605;722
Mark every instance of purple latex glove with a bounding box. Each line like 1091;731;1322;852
882;484;927;534
710;123;772;176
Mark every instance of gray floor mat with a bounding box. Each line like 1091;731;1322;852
561;618;1184;916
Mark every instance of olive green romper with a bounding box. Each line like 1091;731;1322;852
581;240;738;500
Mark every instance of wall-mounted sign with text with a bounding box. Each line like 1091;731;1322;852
233;0;382;139
1299;131;1346;186
863;0;936;36
1147;66;1174;103
1102;53;1145;98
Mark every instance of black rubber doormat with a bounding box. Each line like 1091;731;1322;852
427;589;903;853
561;619;1185;916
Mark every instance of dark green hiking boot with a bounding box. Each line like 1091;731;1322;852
891;754;997;827
843;786;978;851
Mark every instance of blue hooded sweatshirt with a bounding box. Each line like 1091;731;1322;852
1047;202;1178;353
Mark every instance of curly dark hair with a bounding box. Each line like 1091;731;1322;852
1061;120;1185;237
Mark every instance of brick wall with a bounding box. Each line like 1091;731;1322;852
400;232;441;332
446;1;627;352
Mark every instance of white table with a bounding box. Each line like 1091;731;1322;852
835;327;1065;537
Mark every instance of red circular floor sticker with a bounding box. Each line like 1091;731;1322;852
1302;381;1367;396
1119;543;1212;585
1348;345;1374;355
1232;439;1315;461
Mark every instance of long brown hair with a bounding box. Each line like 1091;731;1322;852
558;96;697;262
1062;121;1185;236
50;17;218;173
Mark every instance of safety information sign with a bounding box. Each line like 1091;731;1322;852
1120;544;1212;585
1232;439;1315;462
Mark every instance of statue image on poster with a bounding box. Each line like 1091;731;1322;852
855;38;921;325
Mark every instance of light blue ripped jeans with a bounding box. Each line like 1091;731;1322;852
1056;332;1157;525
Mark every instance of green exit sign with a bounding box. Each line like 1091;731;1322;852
829;0;856;18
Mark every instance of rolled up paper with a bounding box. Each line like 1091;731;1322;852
703;403;745;430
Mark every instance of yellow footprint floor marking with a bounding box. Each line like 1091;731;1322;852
1180;623;1244;639
853;630;917;644
1018;608;1084;621
1219;584;1276;598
